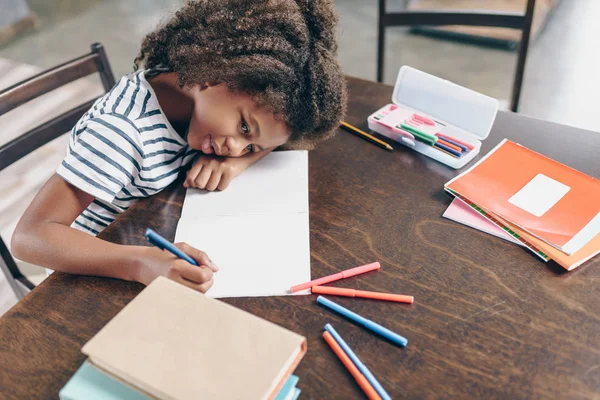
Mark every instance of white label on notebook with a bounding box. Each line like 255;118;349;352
508;174;570;217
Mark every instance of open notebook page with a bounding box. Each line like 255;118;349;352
175;151;311;298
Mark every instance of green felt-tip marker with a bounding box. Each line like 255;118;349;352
399;124;437;145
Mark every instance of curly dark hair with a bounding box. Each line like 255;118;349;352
134;0;347;149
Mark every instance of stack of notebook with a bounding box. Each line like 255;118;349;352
444;139;600;271
60;277;306;400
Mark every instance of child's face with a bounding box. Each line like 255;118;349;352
186;84;291;157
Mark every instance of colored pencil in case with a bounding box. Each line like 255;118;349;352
432;145;459;158
435;133;474;150
399;125;462;158
399;126;452;156
436;135;469;152
311;286;414;304
322;331;382;400
434;141;462;157
436;138;463;153
290;262;380;293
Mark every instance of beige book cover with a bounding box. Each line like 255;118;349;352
82;277;307;400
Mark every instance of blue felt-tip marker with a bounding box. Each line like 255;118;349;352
325;323;391;400
145;228;198;266
317;296;408;347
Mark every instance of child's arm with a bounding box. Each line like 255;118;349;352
11;174;217;292
184;147;274;191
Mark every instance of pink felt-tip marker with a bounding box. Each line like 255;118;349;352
290;262;380;293
412;114;435;126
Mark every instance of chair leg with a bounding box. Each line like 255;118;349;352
377;0;386;82
0;236;35;300
511;0;536;112
0;252;26;300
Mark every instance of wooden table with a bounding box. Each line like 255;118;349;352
1;77;599;400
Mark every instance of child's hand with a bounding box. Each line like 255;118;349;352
137;243;218;293
184;156;247;191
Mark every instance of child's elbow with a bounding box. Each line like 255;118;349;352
10;224;30;261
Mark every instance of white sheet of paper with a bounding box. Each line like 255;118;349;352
180;151;308;219
175;151;311;298
175;214;310;298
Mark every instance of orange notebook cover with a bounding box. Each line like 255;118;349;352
449;192;550;262
452;192;599;270
445;139;600;255
490;212;600;271
82;277;307;400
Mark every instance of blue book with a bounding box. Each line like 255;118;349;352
62;361;300;400
274;375;300;400
59;360;150;400
290;387;301;400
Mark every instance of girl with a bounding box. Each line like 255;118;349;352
11;0;347;293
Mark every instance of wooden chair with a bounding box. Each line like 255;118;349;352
0;43;115;299
377;0;536;112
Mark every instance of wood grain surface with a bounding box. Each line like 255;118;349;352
1;77;598;400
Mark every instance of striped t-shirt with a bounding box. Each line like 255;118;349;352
57;70;197;236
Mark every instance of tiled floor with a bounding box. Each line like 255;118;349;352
1;0;599;316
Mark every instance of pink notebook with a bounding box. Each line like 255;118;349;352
443;198;523;247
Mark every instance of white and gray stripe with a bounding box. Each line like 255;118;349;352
57;70;197;236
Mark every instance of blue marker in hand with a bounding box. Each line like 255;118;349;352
145;228;198;266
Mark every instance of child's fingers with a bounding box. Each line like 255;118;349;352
171;274;213;293
194;165;213;189
217;172;233;191
196;279;214;294
176;261;214;284
205;171;222;191
185;161;204;188
170;276;198;292
175;242;219;271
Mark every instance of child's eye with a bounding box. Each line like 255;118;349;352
241;116;254;152
241;116;250;135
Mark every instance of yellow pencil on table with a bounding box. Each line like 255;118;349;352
340;121;393;151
